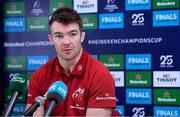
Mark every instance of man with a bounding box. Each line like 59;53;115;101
26;7;116;116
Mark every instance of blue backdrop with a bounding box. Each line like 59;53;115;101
2;0;180;116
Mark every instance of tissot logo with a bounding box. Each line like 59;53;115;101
154;106;180;117
125;0;151;10
126;54;151;70
99;13;124;29
126;88;152;104
74;0;97;13
153;10;179;27
4;18;25;32
27;56;49;70
110;71;124;87
153;71;180;87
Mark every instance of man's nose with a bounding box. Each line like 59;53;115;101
63;35;72;44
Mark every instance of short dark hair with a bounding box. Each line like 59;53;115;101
49;7;82;32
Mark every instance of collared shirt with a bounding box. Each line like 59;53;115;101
27;49;116;116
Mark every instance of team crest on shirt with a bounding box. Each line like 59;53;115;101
71;87;86;110
72;87;85;100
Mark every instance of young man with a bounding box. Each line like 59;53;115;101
26;7;116;116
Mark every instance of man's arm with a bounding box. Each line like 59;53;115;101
86;108;112;116
25;104;44;116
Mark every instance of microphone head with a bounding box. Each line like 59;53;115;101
35;96;44;106
47;81;67;103
9;74;27;94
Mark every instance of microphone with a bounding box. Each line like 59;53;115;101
24;96;44;116
44;81;67;117
3;74;26;117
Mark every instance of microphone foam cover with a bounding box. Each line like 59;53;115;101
47;81;67;103
10;74;27;94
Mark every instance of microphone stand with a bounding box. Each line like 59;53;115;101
44;100;56;117
3;91;18;117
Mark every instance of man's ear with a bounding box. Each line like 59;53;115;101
48;34;54;45
81;32;85;43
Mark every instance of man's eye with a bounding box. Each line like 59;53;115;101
70;33;77;37
56;35;63;39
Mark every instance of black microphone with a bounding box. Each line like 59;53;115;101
24;96;45;116
3;74;26;117
44;81;67;117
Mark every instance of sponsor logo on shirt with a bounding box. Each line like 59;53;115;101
96;93;116;101
153;10;179;27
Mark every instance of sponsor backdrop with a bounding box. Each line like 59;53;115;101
2;0;180;116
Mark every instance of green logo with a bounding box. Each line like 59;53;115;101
81;14;98;30
3;2;24;17
5;85;27;102
153;0;179;9
50;0;72;13
126;71;151;87
27;17;48;31
154;89;180;105
100;55;124;70
5;57;25;71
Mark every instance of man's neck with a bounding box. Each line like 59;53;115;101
58;48;83;73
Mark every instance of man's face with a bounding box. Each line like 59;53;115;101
48;22;85;61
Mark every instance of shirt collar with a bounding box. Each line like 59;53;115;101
55;49;88;77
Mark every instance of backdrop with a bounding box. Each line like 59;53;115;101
2;0;180;116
